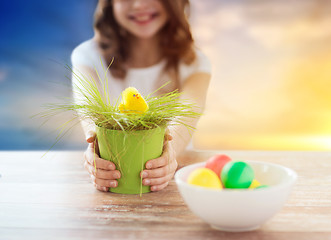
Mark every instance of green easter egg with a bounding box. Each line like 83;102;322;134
221;161;254;188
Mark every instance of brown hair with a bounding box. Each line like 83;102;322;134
94;0;196;91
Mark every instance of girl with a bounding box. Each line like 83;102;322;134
71;0;211;192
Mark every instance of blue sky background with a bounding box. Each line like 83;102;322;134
0;0;97;150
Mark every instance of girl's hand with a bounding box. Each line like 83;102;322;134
83;131;121;192
140;133;178;192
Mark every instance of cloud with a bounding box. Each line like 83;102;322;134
241;1;331;48
192;0;331;49
245;15;331;48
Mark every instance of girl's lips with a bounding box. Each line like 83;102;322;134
128;12;159;25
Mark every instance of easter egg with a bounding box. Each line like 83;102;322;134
205;154;232;177
221;161;254;189
187;168;222;189
249;179;261;189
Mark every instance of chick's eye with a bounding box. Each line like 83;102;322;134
133;94;135;97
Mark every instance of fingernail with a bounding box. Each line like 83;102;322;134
142;171;148;178
146;163;152;169
113;172;120;179
144;179;150;185
86;135;93;142
110;181;117;187
86;131;96;142
109;164;115;170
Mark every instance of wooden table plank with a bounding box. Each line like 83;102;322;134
0;151;331;239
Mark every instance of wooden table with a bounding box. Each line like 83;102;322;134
0;151;331;239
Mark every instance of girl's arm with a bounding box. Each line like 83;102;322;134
73;65;120;192
141;72;211;191
72;66;100;139
169;72;211;155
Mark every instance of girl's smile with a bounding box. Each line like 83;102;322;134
113;0;168;39
128;11;160;26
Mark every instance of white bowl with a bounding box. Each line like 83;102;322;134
175;161;297;232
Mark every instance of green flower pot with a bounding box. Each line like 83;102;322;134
96;126;166;194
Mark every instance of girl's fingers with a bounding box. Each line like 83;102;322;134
93;183;109;192
142;173;173;186
85;162;121;180
84;146;115;170
142;164;170;178
150;182;169;192
145;149;171;169
142;158;177;178
145;156;167;170
84;133;119;191
91;175;118;188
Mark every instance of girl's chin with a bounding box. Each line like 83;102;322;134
128;30;160;40
125;21;165;40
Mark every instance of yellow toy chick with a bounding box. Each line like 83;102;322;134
118;87;149;114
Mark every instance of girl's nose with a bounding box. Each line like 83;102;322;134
131;0;151;9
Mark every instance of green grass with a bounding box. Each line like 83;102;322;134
39;61;201;135
36;60;202;153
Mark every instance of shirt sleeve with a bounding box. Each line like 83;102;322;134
71;40;101;106
179;48;212;84
71;39;101;69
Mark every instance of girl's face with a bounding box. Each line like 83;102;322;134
113;0;168;40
